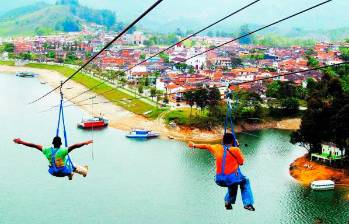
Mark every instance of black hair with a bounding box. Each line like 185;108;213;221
223;133;235;145
52;136;62;148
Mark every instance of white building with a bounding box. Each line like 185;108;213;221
321;143;345;158
311;142;346;165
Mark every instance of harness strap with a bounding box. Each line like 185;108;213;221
55;82;75;170
224;90;238;147
50;148;59;168
221;145;240;175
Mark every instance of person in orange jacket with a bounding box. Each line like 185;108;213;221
189;132;255;211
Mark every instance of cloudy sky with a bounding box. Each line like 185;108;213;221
1;0;348;31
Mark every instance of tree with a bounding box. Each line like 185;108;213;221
230;57;242;68
305;48;316;56
266;81;281;98
331;105;349;150
239;25;253;45
175;63;187;72
281;97;299;115
307;56;320;68
306;78;317;95
138;85;144;95
291;72;349;154
3;43;14;53
65;52;78;63
183;91;195;118
175;28;183;37
47;51;55;59
119;78;127;88
56;0;79;6
207;87;222;119
159;52;169;63
194;88;209;112
150;87;157;101
236;90;263;120
56;19;81;32
19;52;33;60
108;70;118;83
207;87;221;107
339;47;349;61
144;76;150;87
188;66;195;74
156;90;163;108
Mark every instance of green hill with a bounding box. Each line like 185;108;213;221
0;0;116;37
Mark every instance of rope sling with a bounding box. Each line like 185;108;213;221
215;89;244;187
48;82;75;177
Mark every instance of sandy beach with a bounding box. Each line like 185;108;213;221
0;65;301;142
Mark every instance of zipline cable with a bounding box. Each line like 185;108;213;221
91;96;95;160
28;0;164;105
64;61;349;107
176;0;332;68
41;61;349;113
62;0;332;106
58;0;262;104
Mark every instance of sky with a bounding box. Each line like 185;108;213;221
1;0;348;32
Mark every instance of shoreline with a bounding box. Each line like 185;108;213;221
0;65;301;142
289;155;349;188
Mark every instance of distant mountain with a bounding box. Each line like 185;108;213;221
0;0;117;37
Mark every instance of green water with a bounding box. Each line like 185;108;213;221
0;74;348;224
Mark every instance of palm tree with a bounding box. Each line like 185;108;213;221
156;90;163;108
150;87;157;101
138;84;144;95
184;91;195;118
117;71;126;87
108;71;117;84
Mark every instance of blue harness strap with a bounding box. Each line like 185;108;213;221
224;90;238;147
215;89;243;187
215;144;243;187
48;148;73;177
50;83;75;177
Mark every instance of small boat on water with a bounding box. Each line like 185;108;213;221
16;72;37;78
126;129;160;139
77;116;109;129
311;180;335;191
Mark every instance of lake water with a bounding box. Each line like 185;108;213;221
0;74;348;224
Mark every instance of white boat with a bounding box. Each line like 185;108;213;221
126;129;160;139
310;180;335;190
16;72;37;78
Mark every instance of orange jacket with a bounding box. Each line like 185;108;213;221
194;144;244;175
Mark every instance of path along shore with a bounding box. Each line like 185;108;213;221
0;65;301;142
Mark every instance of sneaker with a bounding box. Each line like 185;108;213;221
68;173;74;180
244;205;255;211
225;202;232;210
83;165;89;177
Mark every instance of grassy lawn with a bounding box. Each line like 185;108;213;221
0;60;15;66
164;108;199;125
26;63;157;117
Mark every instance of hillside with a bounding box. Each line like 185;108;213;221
0;0;116;37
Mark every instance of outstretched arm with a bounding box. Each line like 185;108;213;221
188;142;213;153
13;138;43;151
68;140;93;153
